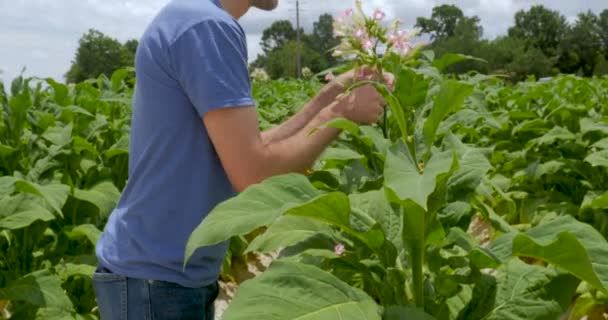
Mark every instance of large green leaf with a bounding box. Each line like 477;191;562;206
247;215;329;253
529;126;576;146
72;182;120;217
395;68;429;109
385;144;457;211
480;259;573;320
186;174;321;263
444;133;491;196
65;224;102;246
580;118;608;135
0;270;74;314
0;207;55;230
14;181;70;217
321;147;364;162
592;137;608;149
491;215;608;293
585;150;608;167
422;80;474;151
42;123;73;147
222;260;382;320
350;190;401;249
432;53;486;72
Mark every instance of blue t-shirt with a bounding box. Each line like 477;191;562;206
95;0;254;288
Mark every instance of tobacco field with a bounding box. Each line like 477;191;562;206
0;52;607;320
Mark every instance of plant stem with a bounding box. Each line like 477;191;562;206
410;239;425;309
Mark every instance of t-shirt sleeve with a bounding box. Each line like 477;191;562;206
169;19;255;117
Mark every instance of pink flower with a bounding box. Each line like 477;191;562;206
343;8;353;17
361;37;374;51
353;28;366;38
334;243;346;256
325;72;336;81
373;9;386;21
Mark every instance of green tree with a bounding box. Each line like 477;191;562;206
264;41;325;79
599;10;608;51
307;14;340;66
508;5;567;57
65;29;136;83
417;5;484;73
558;11;603;76
260;20;297;53
415;5;480;41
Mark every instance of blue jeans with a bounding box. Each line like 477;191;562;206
93;266;219;320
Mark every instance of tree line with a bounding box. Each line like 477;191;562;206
65;5;608;83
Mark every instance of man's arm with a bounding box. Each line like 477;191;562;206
204;84;384;192
261;67;385;144
261;80;344;144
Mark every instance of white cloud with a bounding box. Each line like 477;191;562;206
0;0;606;85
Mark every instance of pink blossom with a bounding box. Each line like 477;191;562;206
361;37;374;51
334;243;346;256
342;8;353;17
325;72;336;81
353;28;366;38
373;9;386;21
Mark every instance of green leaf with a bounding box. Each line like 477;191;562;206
72;182;120;218
350;190;401;249
491;215;608;294
422;80;474;150
72;136;99;156
0;270;74;313
0;143;16;158
317;118;360;136
321;147;364;161
383;306;434;320
42;124;73;147
580;118;608;135
285;192;385;250
469;247;501;269
110;69;131;91
14;181;70;217
222;260;382;320
592;138;608;149
0;207;55;230
395;68;429;108
385;143;457;211
529;126;576;146
104;135;129;159
481;259;568;320
0;176;17;197
581;191;608;209
186;174;320;264
585;150;608;167
246;215;329;253
65;224;102;246
46;79;71;106
512;119;548;136
444;133;491;195
432;53;486;72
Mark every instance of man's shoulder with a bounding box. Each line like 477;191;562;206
144;0;245;48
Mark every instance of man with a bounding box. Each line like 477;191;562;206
93;0;387;319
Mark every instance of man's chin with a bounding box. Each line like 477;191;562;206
251;0;278;11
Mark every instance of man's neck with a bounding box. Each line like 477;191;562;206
219;0;250;19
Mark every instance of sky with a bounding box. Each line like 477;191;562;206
0;0;606;85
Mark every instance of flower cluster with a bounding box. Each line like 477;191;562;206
332;0;418;59
301;67;313;79
251;68;270;82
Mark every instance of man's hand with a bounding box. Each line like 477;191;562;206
329;66;395;92
331;83;386;125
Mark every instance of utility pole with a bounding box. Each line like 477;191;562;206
296;0;302;79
